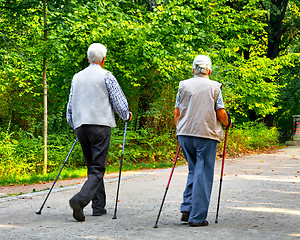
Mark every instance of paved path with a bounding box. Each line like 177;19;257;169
0;146;299;239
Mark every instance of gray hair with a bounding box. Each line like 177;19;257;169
87;43;107;63
193;55;212;75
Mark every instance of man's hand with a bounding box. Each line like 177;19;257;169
226;111;232;129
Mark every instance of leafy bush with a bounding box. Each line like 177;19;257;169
107;126;180;169
0;127;82;185
221;122;279;157
0;122;280;186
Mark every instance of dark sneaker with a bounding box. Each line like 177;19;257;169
181;211;190;222
92;209;107;216
189;220;209;227
69;198;85;222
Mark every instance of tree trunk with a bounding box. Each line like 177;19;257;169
262;0;289;126
148;0;157;12
43;0;48;175
136;80;153;130
266;0;289;59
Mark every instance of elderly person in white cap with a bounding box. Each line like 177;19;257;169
174;55;230;227
66;43;132;221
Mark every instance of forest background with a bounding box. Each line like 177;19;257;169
0;0;299;186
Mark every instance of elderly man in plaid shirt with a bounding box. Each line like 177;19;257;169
66;43;132;222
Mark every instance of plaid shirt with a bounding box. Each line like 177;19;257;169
67;71;130;129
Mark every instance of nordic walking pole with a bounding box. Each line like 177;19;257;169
154;145;181;228
36;138;78;215
112;121;128;219
215;112;231;223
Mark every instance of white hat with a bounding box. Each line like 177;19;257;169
193;55;211;71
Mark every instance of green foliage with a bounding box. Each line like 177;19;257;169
1;0;299;133
0;127;82;184
103;126;179;170
0;0;299;185
0;124;179;185
214;56;283;119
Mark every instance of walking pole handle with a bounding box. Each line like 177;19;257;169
226;111;231;130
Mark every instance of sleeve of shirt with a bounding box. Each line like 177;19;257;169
215;89;225;110
105;72;130;121
175;90;180;108
66;83;74;129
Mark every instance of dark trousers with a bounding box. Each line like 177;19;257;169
72;125;111;211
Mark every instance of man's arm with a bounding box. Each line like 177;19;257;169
105;72;132;121
217;108;231;128
66;84;74;129
174;107;180;127
215;89;231;129
174;90;181;127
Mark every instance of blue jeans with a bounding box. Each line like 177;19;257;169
178;135;217;224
